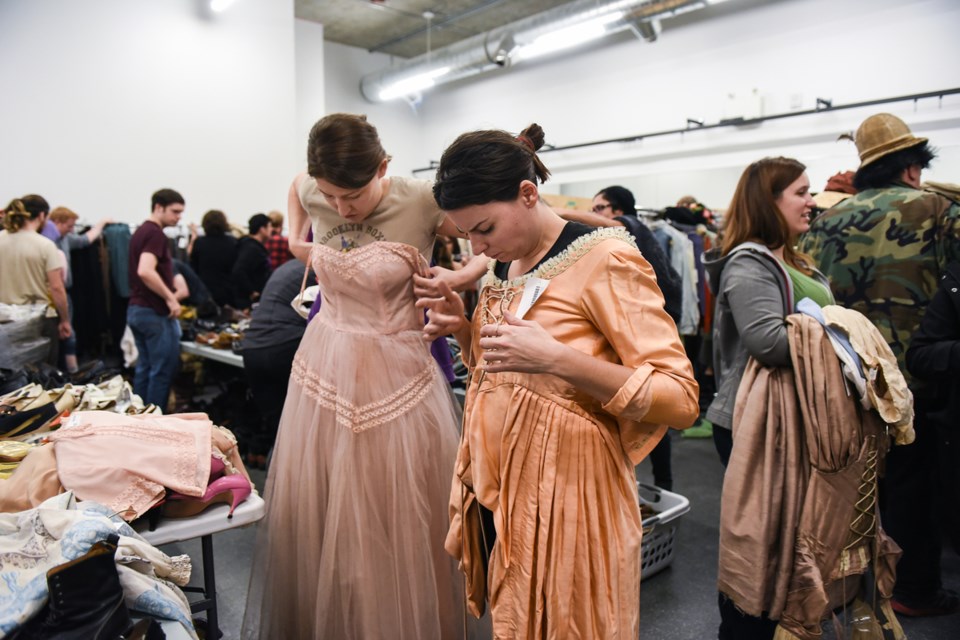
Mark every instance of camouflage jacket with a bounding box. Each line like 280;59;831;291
799;184;960;391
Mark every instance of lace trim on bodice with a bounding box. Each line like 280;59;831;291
471;228;636;388
477;226;637;329
480;226;636;290
291;355;439;433
310;241;423;280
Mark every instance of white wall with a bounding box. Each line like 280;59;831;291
0;0;298;227
321;42;427;179
4;0;957;225
385;0;960;210
294;18;325;164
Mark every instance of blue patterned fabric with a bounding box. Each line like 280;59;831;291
0;493;196;638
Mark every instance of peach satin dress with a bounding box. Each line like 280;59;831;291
448;227;699;639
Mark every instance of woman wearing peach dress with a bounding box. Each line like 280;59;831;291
418;123;700;638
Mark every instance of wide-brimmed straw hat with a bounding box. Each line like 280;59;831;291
853;113;927;168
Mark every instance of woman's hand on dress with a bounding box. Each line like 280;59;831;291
414;266;450;298
415;276;466;341
478;312;563;374
415;263;476;294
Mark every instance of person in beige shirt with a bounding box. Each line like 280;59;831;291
0;198;72;364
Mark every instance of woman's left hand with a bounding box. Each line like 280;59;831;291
478;312;563;374
415;275;467;341
414;265;463;297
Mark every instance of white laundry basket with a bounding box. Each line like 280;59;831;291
639;483;690;580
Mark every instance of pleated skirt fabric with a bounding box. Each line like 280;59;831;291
241;317;463;639
473;385;643;640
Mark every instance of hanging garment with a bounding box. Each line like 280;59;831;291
649;220;700;335
102;223;132;298
718;313;906;640
68;239;111;356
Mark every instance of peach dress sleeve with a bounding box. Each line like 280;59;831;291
448;228;698;638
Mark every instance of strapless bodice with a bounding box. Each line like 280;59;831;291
310;241;426;334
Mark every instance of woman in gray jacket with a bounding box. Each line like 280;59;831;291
704;156;833;639
704;157;832;467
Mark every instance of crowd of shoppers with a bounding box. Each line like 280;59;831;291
3;109;957;639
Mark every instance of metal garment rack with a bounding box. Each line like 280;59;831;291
411;87;960;175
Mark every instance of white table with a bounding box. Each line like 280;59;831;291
135;493;265;636
180;341;244;368
130;617;194;640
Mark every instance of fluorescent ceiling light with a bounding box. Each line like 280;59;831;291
210;0;238;12
515;12;623;61
378;67;451;101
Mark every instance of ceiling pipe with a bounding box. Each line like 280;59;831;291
408;87;960;169
360;0;713;103
368;0;512;54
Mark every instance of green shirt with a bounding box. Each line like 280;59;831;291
784;263;834;308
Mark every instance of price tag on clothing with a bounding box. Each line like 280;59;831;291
516;277;550;320
63;413;81;429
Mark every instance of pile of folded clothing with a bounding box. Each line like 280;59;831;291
0;376;159;477
0;492;198;639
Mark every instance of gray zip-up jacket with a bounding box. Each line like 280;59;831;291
703;242;830;429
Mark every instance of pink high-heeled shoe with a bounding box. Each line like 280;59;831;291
209;455;226;482
163;474;251;520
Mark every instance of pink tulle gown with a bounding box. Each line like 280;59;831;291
241;241;463;639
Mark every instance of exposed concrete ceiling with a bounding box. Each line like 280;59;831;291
295;0;576;59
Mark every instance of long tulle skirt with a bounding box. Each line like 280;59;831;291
241;319;464;639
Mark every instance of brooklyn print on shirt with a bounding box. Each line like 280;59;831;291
316;222;387;252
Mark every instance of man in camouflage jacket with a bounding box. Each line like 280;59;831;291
801;113;960;617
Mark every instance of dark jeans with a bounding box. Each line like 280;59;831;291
38;316;60;367
59;294;77;367
127;305;180;409
713;422;732;468
880;397;943;599
242;341;299;456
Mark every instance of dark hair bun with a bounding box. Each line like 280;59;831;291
518;124;546;152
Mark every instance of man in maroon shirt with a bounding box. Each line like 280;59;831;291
127;188;184;410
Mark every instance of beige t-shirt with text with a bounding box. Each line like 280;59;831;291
297;175;444;258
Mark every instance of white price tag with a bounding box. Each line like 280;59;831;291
516;277;550;319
